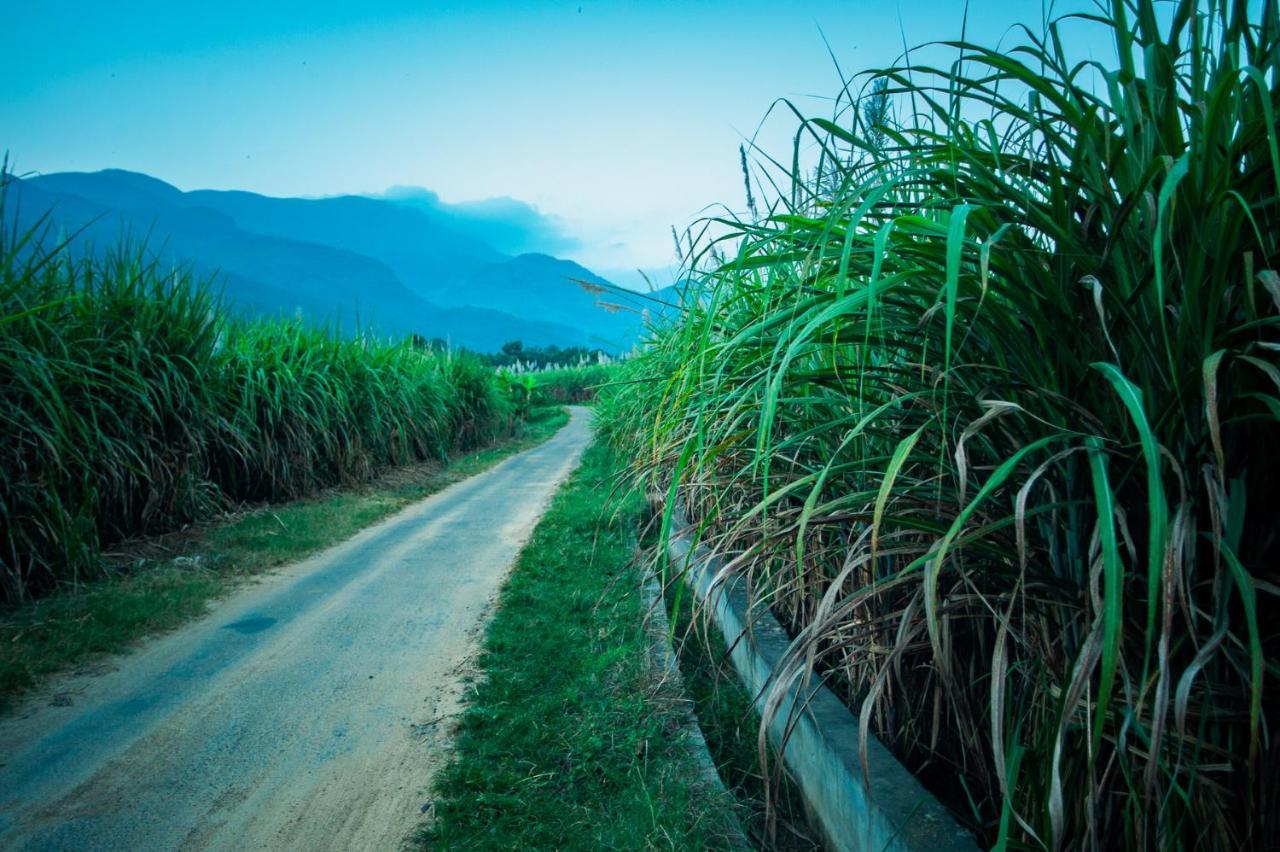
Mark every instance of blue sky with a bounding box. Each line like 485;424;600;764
3;1;1107;288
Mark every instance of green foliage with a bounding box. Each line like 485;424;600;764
532;364;617;405
0;200;519;601
497;369;537;419
605;1;1279;848
485;339;609;369
418;441;742;850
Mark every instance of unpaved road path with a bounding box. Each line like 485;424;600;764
0;408;593;851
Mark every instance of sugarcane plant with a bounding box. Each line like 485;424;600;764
603;0;1279;847
0;183;518;602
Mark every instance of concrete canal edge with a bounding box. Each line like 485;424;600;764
640;562;752;851
664;503;978;852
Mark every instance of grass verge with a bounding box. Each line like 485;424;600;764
667;586;821;851
0;405;569;711
415;439;744;850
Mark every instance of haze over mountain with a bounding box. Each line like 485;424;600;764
379;187;583;258
6;169;670;352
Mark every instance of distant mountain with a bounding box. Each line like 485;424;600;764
8;176;424;328
6;169;664;352
432;253;666;351
181;188;505;294
181;186;670;347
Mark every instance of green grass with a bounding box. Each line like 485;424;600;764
416;439;744;850
0;405;568;710
603;1;1278;847
666;583;821;851
1;193;519;601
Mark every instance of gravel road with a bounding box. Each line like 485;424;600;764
0;407;593;851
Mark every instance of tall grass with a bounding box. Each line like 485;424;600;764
605;0;1278;847
531;364;617;404
1;191;516;601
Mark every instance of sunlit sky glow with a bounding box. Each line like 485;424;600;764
3;1;1109;288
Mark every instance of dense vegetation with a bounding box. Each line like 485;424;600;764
1;200;519;602
530;364;616;404
485;339;611;369
605;0;1278;848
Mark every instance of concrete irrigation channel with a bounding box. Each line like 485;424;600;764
0;408;593;852
666;502;977;852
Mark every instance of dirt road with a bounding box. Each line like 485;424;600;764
0;408;593;851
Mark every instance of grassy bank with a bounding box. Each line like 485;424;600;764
666;584;820;851
0;406;567;710
605;1;1278;848
1;198;518;601
416;439;744;850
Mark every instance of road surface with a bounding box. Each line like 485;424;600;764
0;407;593;851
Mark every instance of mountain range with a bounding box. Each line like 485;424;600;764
4;169;671;352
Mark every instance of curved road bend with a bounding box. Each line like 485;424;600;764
0;407;594;852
